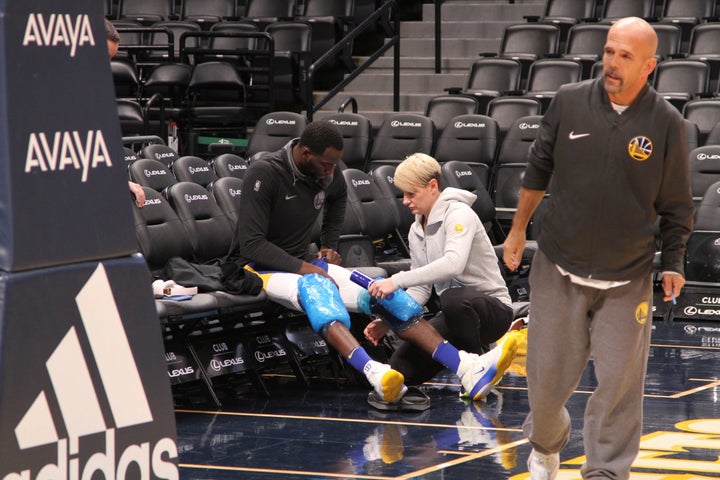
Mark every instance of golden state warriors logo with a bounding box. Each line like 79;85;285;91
454;224;464;233
635;301;649;325
628;136;653;161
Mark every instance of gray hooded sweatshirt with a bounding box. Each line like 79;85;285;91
391;187;511;307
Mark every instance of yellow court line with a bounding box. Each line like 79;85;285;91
647;379;720;399
175;408;522;432
179;437;530;480
399;438;530;479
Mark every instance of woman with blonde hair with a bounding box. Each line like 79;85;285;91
365;153;520;392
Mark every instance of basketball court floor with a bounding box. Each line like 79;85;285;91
173;318;720;479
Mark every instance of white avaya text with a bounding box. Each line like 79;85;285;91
25;130;112;182
23;14;95;58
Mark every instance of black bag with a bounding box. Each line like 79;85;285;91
160;257;225;292
160;257;263;295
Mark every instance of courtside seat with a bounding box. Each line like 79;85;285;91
171;155;218;187
208;176;244;228
162;181;267;311
370;164;414;241
128;158;178;191
163;182;234;263
689;145;720;207
212;153;249;178
341;168;409;275
434;114;499;188
131;187;220;319
368;113;435;169
141;143;180;167
245;111;307;159
439;160;497;238
685;181;720;284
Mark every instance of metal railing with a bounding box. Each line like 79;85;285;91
306;0;399;121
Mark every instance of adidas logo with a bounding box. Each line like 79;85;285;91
3;264;178;480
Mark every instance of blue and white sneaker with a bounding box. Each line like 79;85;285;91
457;331;520;400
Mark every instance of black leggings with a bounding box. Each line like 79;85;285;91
389;287;514;386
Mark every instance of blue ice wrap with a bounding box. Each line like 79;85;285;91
376;287;423;322
298;273;351;333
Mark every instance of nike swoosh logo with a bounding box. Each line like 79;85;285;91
569;131;590;140
285;194;297;200
474;366;486;375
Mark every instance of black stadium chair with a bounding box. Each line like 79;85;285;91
688;145;720;205
685;119;700;153
132;187;195;271
180;0;239;26
652;59;710;111
340;168;409;274
171;156;217;187
212;153;249;178
243;0;297;30
523;58;582;112
562;23;610;78
208;176;245;229
524;0;597;46
449;57;522;113
128;158;178;191
245;111;307;159
495;23;561;78
440;160;497;238
651;23;682;62
141;144;179;167
659;0;716;45
492;115;543;230
117;99;146;136
370;164;414;241
163;181;235;264
486;96;542;145
118;0;174;25
324;112;373;171
683;99;720;146
424;94;481;136
296;0;356;74
264;21;313;108
685;181;720;283
433;114;499;188
368;113;435;169
706;122;720;146
599;0;655;22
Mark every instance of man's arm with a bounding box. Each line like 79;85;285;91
320;175;347;252
503;188;545;271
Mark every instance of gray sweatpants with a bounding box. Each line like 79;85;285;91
524;250;653;479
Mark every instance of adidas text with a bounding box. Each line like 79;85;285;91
2;429;178;480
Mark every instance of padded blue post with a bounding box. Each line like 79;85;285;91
0;0;136;271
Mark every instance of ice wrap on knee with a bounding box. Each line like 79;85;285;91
351;270;423;332
298;273;351;333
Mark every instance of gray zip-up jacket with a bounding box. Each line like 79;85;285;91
391;187;511;306
523;78;694;280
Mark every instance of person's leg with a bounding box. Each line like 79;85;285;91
388;310;518;400
440;287;514;351
389;312;448;385
580;275;653;479
523;250;593;455
265;271;407;402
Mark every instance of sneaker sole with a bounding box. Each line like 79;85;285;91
381;369;406;403
471;333;520;400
